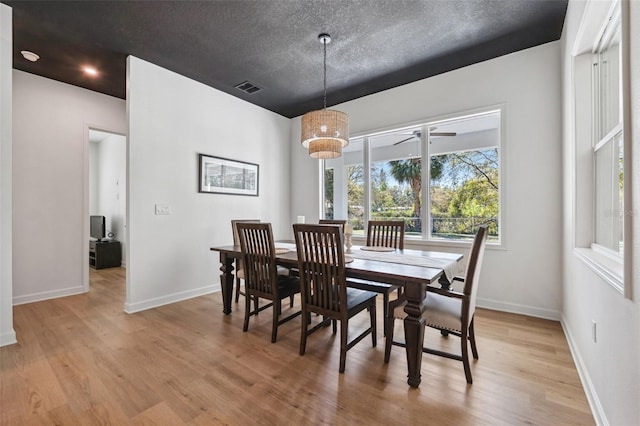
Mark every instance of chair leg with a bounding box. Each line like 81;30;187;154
384;313;394;363
235;277;241;303
370;301;377;347
339;319;348;373
254;295;259;314
243;293;251;332
289;294;294;308
461;330;473;384
383;292;389;336
300;312;308;355
469;316;479;359
332;318;337;334
271;302;279;343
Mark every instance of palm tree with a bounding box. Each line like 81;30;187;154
389;157;445;220
389;158;422;218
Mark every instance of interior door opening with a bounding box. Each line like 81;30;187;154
87;129;127;289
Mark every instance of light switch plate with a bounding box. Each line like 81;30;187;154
155;203;172;215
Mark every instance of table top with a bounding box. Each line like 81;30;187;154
211;244;462;286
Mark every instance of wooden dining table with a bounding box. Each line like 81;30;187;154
210;243;463;388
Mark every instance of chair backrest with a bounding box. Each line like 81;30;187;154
366;220;405;249
231;219;260;246
318;219;347;232
462;225;488;325
293;224;347;317
236;223;278;297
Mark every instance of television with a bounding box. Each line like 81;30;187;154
90;215;106;241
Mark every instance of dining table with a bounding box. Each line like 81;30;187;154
210;242;463;388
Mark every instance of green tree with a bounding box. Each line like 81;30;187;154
435;149;499;235
389;158;422;218
324;168;334;219
388;156;449;221
347;165;364;229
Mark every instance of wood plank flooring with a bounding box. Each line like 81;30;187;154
1;267;594;425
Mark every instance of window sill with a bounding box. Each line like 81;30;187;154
351;235;505;251
573;247;624;295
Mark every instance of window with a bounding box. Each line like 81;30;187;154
572;0;631;297
592;5;624;255
324;109;502;244
323;138;366;235
369;129;422;236
428;113;500;242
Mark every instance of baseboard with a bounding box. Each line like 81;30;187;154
13;285;87;306
124;284;219;314
0;329;17;347
476;297;561;321
561;316;608;425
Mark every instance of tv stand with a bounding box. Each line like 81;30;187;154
89;240;121;269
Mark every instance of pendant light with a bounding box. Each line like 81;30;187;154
301;33;349;159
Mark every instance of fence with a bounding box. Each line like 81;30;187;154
349;215;498;239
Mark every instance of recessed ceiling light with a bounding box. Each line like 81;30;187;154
21;51;39;62
82;66;98;76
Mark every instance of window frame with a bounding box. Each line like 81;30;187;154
571;0;632;298
321;104;506;249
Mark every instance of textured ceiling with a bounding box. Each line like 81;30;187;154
3;0;567;118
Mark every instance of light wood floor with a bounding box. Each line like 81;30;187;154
1;267;594;425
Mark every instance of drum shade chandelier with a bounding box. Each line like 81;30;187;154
301;33;349;159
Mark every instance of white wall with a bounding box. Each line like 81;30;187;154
12;71;126;304
90;133;127;265
125;56;291;312
291;41;563;320
561;1;640;425
0;4;15;346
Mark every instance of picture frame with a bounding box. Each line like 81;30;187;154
199;154;259;196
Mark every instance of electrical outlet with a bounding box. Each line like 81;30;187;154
155;204;172;215
592;320;597;343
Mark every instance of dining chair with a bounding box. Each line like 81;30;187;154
236;222;302;343
384;225;488;384
349;220;406;326
318;219;347;231
293;224;377;373
231;219;260;304
366;220;405;249
232;219;290;306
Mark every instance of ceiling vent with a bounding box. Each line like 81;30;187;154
235;81;262;95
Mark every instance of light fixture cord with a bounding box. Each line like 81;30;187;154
323;37;327;110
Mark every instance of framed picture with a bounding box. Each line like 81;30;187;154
199;154;259;196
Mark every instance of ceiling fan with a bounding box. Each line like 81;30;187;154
393;128;457;145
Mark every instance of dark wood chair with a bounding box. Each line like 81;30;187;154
366;220;405;249
237;223;301;343
231;219;260;304
384;225;488;384
349;220;406;326
319;219;347;231
293;224;377;373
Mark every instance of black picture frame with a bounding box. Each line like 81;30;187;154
198;154;259;196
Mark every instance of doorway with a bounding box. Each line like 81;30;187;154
86;129;127;289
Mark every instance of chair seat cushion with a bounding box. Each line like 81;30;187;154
347;278;397;294
276;275;300;298
393;293;462;333
237;268;246;280
345;288;377;311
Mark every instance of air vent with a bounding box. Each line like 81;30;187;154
234;81;262;94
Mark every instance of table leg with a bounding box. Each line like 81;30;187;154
438;274;451;291
219;252;234;315
403;280;427;388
